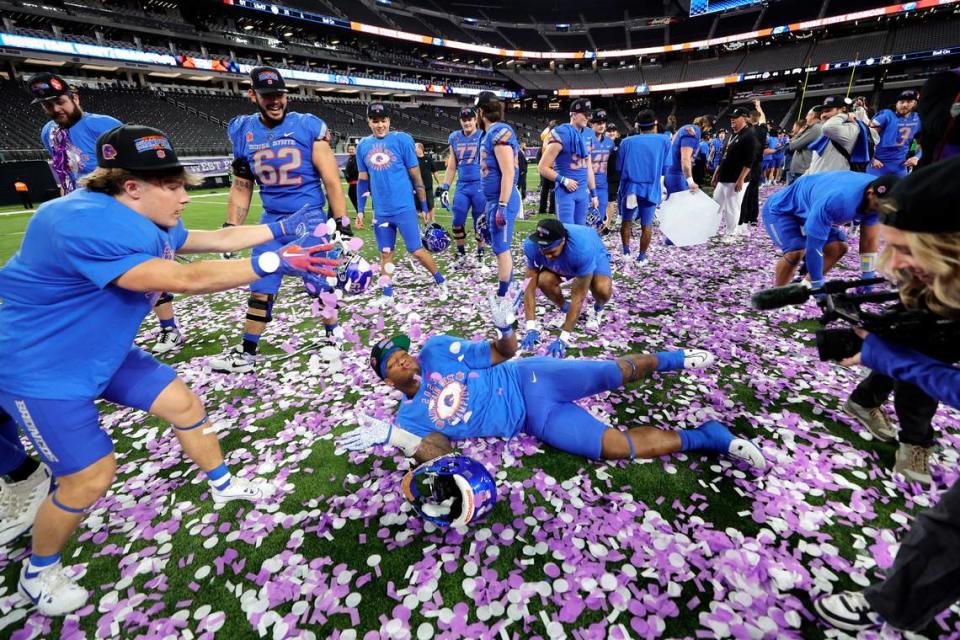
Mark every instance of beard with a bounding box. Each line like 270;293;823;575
257;102;287;125
52;104;83;128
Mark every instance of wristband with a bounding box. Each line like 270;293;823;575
589;189;597;199
557;175;568;188
498;326;514;338
252;252;279;277
420;199;429;214
442;183;450;191
559;330;571;344
267;221;284;239
686;177;697;188
525;320;538;331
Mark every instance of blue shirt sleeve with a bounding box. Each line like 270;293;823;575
356;140;368;174
40;122;52;156
871;110;892;131
302;114;330;143
861;335;960;409
170;220;189;251
227;117;245;160
57;218;158;290
400;134;418;170
679;127;699;150
463;340;493;369
523;239;540;270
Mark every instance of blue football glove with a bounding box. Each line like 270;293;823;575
520;329;541;351
547;337;567;358
268;204;327;241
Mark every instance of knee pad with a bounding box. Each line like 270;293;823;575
247;294;275;323
154;292;174;307
452;225;466;241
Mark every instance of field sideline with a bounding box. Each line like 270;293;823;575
1;178;959;639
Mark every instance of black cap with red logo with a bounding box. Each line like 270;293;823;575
28;72;73;104
96;125;184;171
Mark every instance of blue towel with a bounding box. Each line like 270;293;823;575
807;119;871;163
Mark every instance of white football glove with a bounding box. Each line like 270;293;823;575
339;414;422;456
488;294;516;332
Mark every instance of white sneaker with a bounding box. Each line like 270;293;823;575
585;307;604;332
436;282;450;302
151;327;185;355
211;476;272;506
682;349;715;370
0;465;52;547
19;561;88;617
726;438;768;471
813;591;882;631
209;345;256;374
721;234;738;244
371;295;396;309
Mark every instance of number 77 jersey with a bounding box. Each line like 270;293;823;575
228;112;329;215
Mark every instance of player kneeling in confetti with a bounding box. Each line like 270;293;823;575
338;298;766;469
0;125;338;616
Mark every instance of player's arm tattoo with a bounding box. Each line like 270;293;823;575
413;432;453;465
408;167;427;203
227;176;253;225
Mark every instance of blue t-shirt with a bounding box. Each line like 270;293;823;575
0;189;187;400
479;122;519;202
616;133;671;205
709;138;723;166
40;112;122;193
548;123;591;186
774;135;787;161
872;109;921;165
396;336;525;440
449;129;483;184
667;125;701;175
588;134;614;188
356;131;419;219
698;141;710;161
523;223;608;277
765;136;782;161
765;171;878;240
228;112;329;215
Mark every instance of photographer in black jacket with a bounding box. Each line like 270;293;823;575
815;156;960;633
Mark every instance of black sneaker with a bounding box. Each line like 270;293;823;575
813;591;882;631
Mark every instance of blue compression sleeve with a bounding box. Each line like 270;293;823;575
804;236;826;285
357;178;370;214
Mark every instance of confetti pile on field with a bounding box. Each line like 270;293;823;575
1;187;959;640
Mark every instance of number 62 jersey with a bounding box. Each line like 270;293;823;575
228;112;329;215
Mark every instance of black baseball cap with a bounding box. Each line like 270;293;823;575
249;66;288;94
367;102;389;118
590;109;608;123
898;89;919;102
528;218;568;249
605;123;618;132
371;334;411;380
96;125;184;171
728;107;750;119
459;107;476;120
570;98;592;115
474;91;499;108
820;95;850;109
28;72;72;104
635;108;657;128
867;174;899;200
880;156;960;233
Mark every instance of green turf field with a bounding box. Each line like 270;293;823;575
1;176;958;639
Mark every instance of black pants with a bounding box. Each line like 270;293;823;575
347;183;358;214
865;477;960;630
538;178;555;215
850;373;939;447
693;159;706;186
518;173;527;200
738;169;760;225
19;192;32;209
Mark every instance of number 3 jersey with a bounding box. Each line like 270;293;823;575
228;112;330;215
396;336;525;440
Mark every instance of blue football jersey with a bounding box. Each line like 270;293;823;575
588;134;614;187
548;124;591;185
667;124;701;174
40;112;122;193
449;129;483;184
616;133;671;205
0;189;187;399
228;111;329;215
872;109;921;164
523;223;607;277
479;122;519;201
764;171;878;240
396;336;525;440
356;131;419;219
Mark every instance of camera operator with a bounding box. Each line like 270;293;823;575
815;155;960;633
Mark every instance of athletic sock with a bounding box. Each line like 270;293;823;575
206;463;232;491
457;245;466;256
159;317;177;330
7;457;40;483
324;323;339;337
26;552;61;577
654;350;685;372
677;421;732;454
636;251;647;262
622;247;630;255
497;279;511;297
383;285;394;297
433;272;445;285
242;333;260;355
560;301;570;313
593;302;605;313
477;247;485;259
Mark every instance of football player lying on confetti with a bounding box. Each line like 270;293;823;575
338;297;766;468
